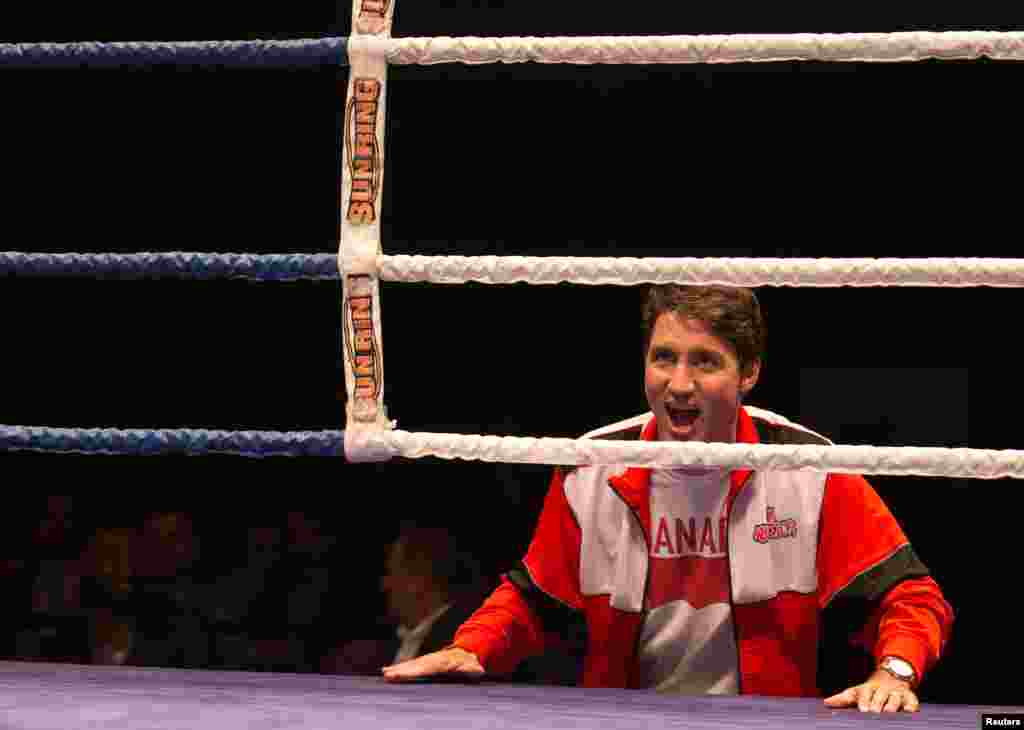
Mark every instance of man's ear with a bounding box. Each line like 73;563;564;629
739;359;761;398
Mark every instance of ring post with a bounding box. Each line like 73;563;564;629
339;0;397;457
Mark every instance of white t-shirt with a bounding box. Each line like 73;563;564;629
633;468;740;694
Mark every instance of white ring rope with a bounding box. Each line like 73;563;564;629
377;256;1024;287
370;31;1024;66
344;430;1024;479
345;25;1019;471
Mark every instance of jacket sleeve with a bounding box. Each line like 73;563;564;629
453;467;585;675
817;473;954;685
868;575;953;682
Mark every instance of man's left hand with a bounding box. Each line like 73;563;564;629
823;669;919;713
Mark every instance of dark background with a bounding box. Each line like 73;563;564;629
2;3;1021;706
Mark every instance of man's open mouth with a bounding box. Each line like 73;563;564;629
666;404;700;427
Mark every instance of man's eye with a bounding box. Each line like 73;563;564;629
653;349;674;362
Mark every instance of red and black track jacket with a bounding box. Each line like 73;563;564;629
452;406;953;696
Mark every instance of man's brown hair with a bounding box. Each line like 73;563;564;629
641;285;766;374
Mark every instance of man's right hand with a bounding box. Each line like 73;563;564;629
381;646;485;683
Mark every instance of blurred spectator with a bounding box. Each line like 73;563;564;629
80;526;135;665
321;523;494;676
81;511;209;669
129;511;208;668
11;496;91;663
201;511;339;674
226;512;336;673
205;519;292;671
0;493;577;682
277;511;336;670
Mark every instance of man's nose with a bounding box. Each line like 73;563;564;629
667;364;695;394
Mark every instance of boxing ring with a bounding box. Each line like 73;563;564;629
0;662;1018;729
4;0;1024;726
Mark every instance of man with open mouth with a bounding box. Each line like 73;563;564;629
382;285;952;715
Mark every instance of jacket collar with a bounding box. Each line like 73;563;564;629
609;407;759;517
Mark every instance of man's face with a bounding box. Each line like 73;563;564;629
644;313;759;444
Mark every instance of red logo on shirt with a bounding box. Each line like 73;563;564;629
753;506;797;544
647;554;730;611
647;515;730;611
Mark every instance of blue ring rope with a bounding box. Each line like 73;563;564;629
1;425;344;457
1;252;340;281
0;38;348;68
1;38;360;456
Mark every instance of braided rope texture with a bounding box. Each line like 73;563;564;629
7;424;1020;477
1;252;339;281
380;256;1024;287
389;31;1024;65
6;253;1024;287
3;32;1024;68
0;426;343;457
347;430;1024;479
0;38;347;67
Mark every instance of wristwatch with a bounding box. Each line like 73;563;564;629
878;656;917;686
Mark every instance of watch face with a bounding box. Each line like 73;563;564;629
886;658;913;678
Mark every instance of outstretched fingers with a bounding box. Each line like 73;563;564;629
382;647;485;683
824;683;920;713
